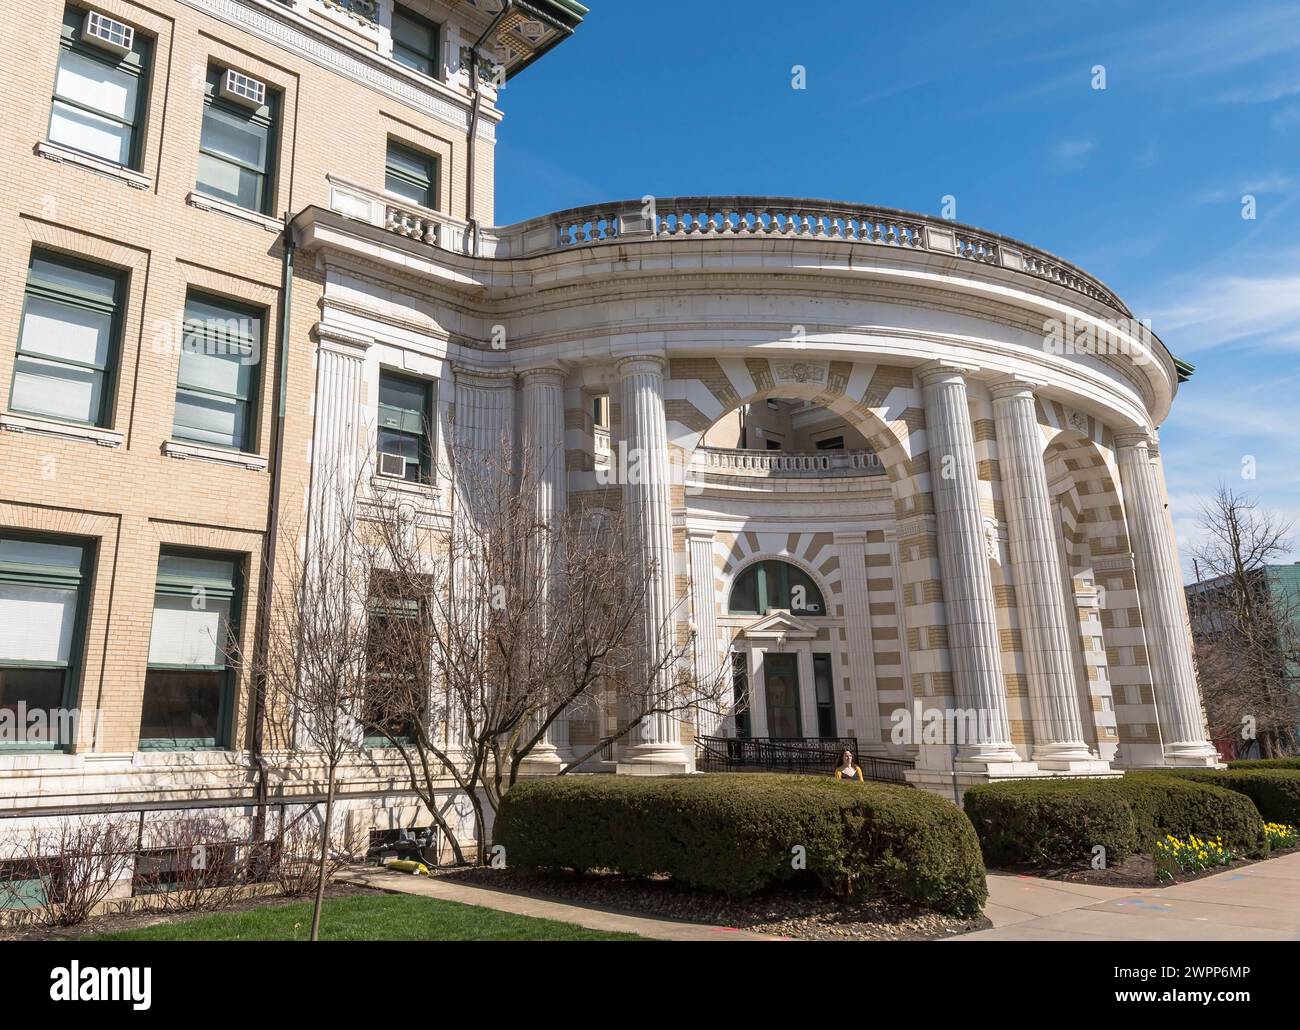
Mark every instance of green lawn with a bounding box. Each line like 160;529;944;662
87;893;645;941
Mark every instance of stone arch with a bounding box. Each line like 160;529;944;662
722;548;838;618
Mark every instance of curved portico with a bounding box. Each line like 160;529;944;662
294;190;1220;789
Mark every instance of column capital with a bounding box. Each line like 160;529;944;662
516;362;568;385
686;527;716;544
987;375;1045;401
451;363;515;387
313;323;373;357
915;359;981;387
615;353;667;377
1113;427;1155;450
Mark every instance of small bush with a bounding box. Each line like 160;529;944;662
1162;768;1300;827
964;773;1267;867
1227;758;1300;771
495;774;987;917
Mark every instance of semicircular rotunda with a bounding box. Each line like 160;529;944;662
297;190;1220;793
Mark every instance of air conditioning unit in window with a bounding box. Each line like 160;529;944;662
378;452;408;478
84;9;134;54
219;68;267;109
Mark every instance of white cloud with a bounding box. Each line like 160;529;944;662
1197;174;1292;204
1052;138;1095;169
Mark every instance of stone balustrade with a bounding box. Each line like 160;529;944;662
324;186;1131;314
693;446;884;478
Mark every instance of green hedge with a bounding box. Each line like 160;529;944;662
1227;758;1300;772
964;773;1267;867
1162;768;1300;826
494;774;987;917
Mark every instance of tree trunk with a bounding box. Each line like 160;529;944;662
311;763;336;942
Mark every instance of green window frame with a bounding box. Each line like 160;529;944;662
377;369;434;483
391;5;440;78
196;65;279;214
385;140;439;210
363;589;425;747
48;5;152;169
10;250;125;428
0;532;94;753
139;549;243;751
813;653;837;739
172;292;264;452
727;560;826;616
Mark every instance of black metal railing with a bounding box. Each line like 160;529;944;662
696;736;915;784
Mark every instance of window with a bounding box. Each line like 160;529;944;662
377;370;433;483
765;438;782;451
363;579;427;746
815;436;844;451
731;651;751;738
813;654;836;738
139;551;241;750
385;140;439;209
0;534;93;751
172;293;263;452
592;394;609;429
10;251;124;427
728;560;825;616
391;5;439;78
196;65;278;213
48;6;151;167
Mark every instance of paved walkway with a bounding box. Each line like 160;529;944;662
958;850;1300;941
343;850;1300;941
337;867;786;941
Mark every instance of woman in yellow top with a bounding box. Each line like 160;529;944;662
833;749;864;782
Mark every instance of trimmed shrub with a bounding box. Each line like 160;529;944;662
1162;768;1300;826
1227;758;1300;772
494;774;987;916
964;773;1267;867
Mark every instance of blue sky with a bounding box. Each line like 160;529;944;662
495;0;1300;574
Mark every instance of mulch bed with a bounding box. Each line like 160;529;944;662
433;866;990;940
0;882;381;942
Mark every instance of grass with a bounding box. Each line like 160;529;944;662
87;892;646;941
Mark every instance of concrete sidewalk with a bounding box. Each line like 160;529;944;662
957;850;1300;941
338;867;787;941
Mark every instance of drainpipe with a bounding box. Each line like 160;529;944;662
466;1;513;256
249;213;296;845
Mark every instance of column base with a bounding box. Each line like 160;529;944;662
1033;744;1113;774
1160;742;1224;768
519;743;564;775
616;742;694;777
908;762;1122;803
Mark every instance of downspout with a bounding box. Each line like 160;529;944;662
466;0;513;256
250;213;296;844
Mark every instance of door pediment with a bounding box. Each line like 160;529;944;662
741;609;819;640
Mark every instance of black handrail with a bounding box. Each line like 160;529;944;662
696;736;914;785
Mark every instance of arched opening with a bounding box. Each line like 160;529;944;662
728;558;826;616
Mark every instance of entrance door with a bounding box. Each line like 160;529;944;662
763;652;802;738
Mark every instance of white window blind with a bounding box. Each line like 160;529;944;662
0;584;78;664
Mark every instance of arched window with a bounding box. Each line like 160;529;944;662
728;560;825;616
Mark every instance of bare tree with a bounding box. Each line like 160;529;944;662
1188;486;1300;758
359;439;726;864
242;470;374;940
0;817;135;928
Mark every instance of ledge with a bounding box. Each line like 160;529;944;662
163;439;268;471
0;412;123;447
35;141;152;190
187;191;284;232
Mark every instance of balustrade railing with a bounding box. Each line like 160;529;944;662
696;736;915;783
693;446;884;478
324;185;1129;313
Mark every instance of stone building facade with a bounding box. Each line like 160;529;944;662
0;0;1216;860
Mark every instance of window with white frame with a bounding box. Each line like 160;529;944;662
138;550;241;750
48;5;151;168
0;534;92;751
10;250;124;427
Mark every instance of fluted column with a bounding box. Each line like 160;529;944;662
990;379;1099;768
1115;429;1218;765
615;354;689;774
687;529;723;736
450;368;514;522
520;366;568;764
834;532;884;750
309;326;371;536
917;363;1020;765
